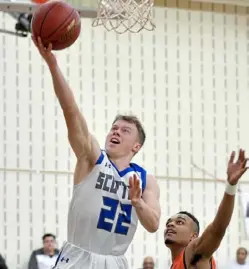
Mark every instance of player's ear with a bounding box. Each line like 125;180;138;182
132;143;141;154
190;232;198;241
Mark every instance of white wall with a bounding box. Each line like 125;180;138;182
0;5;249;269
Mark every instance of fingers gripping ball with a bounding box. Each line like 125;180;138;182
31;0;81;50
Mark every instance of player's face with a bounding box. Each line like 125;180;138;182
164;214;197;247
105;120;141;158
143;257;154;269
237;248;247;264
43;236;56;252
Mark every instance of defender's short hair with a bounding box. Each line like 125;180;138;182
112;114;146;146
178;211;200;234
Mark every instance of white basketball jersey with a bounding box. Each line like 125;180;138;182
67;151;147;256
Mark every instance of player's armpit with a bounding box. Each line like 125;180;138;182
136;175;161;233
65;108;101;160
193;224;222;257
190;193;235;261
184;238;217;269
184;224;221;266
73;136;101;185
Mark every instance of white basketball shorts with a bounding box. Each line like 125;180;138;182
53;242;129;269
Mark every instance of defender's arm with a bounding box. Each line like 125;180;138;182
185;150;248;266
185;191;235;263
132;175;160;233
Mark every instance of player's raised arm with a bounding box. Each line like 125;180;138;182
185;149;248;266
129;174;161;233
32;37;100;165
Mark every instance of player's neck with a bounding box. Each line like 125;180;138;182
109;156;131;171
170;246;185;261
44;248;55;256
237;260;246;265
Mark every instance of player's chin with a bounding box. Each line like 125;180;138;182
164;234;177;245
106;145;119;155
165;237;177;245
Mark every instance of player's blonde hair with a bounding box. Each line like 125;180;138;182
112;114;146;146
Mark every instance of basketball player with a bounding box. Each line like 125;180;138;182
32;37;161;269
164;149;248;269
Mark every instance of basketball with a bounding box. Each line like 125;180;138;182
31;0;81;50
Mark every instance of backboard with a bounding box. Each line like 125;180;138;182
0;0;98;17
0;0;155;34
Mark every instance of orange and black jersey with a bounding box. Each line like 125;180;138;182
171;250;216;269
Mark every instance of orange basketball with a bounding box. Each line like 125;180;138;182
31;0;81;50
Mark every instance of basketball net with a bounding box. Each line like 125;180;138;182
92;0;155;34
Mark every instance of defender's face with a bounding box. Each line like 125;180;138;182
105;120;141;158
164;214;197;247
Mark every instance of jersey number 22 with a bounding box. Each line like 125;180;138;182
97;196;132;235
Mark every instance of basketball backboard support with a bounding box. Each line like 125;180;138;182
0;0;98;17
0;0;155;34
0;0;98;37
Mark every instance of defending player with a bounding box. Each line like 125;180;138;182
32;37;161;269
164;149;248;269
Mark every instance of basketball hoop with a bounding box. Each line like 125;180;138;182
31;0;49;4
92;0;155;34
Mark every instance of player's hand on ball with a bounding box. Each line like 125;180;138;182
32;36;57;67
227;149;248;185
129;174;142;206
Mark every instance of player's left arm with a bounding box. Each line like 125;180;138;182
185;149;248;265
129;174;161;233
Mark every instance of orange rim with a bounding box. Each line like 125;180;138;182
31;0;49;4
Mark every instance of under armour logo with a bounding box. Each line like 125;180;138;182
60;257;69;263
105;162;111;168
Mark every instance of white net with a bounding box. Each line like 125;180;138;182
92;0;155;33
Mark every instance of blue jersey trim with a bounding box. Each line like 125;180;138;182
130;163;147;192
100;151;147;191
95;151;104;165
109;159;134;177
